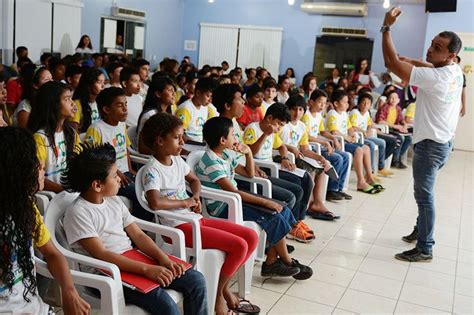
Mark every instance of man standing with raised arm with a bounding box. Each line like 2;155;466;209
381;7;463;262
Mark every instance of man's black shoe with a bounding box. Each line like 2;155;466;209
326;191;343;201
291;259;313;280
395;247;432;262
402;226;418;243
261;260;300;277
337;191;353;200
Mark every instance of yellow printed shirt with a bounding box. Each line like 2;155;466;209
325;109;352;135
207;103;219;119
243;122;283;161
70;100;100;126
405;102;416;119
85;120;131;173
35;130;80;184
280;120;309;148
301;110;325;138
175;99;208;142
349;109;372;132
386;106;398;125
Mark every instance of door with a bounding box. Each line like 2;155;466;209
454;33;474;152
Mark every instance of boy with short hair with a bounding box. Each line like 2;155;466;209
237;84;264;128
105;62;123;88
261;79;277;115
62;142;208;315
175;77;215;143
120;67;143;127
350;93;396;176
197;116;313;279
85;87;146;220
65;65;83;91
303;89;352;200
132;59;150;99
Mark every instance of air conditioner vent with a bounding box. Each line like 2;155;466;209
321;27;368;37
112;7;146;20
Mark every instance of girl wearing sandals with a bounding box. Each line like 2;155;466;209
325;89;384;194
139;113;261;315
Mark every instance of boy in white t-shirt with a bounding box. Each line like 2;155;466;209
85;87;146;220
261;79;277;115
133;59;150;100
120;67;143;127
302;89;352;201
282;95;340;221
175;77;215;143
326;89;383;194
349;93;396;176
62;143;208;315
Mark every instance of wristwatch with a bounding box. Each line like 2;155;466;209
380;25;390;33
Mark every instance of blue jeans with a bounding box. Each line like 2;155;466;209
413;139;453;254
278;171;313;220
321;148;350;192
124;269;208;315
119;171;151;221
365;138;386;170
392;132;412;162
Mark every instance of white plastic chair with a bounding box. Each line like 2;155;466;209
135;166;226;312
185;151;261;297
44;191;185;315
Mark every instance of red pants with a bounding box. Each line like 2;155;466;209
176;218;258;277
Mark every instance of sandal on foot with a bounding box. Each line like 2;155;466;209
229;299;261;314
357;185;380;194
370;183;385;190
307;210;340;221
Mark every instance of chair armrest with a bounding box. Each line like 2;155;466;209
234;174;272;198
309;142;322;154
35;193;50;215
35;257;121;315
134;217;187;260
274;150;295;163
37;190;56;200
355;131;365;144
200;187;244;225
128;147;150;165
373;124;389;134
332;135;346;151
254;160;279;178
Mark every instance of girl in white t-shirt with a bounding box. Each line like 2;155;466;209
140;113;261;315
28;81;80;193
0;127;89;315
276;75;290;104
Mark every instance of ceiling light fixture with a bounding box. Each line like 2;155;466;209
208;0;214;3
288;0;295;5
383;0;390;9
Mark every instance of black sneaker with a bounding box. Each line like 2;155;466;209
291;259;313;280
337;191;353;200
402;226;418;243
391;161;408;169
261;260;300;277
326;191;343;201
395;247;433;262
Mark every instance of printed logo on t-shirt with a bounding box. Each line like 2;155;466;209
91;109;100;123
113;133;126;147
55;140;66;158
144;172;155;186
245;132;255;142
290;130;299;146
262;138;272;150
196;116;205;128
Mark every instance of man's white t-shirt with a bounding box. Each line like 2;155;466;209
64;196;134;273
141;155;202;227
126;94;144;127
409;63;463;144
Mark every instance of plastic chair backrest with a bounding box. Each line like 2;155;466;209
186;150;206;173
127;125;138;150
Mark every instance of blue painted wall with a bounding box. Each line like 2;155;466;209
81;0;184;68
423;0;474;54
180;0;428;83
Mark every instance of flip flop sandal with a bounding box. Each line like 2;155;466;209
229;299;261;314
371;183;385;191
357;185;380;194
307;210;340;221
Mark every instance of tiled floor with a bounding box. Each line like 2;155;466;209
235;150;474;314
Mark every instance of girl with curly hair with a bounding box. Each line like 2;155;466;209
0;126;89;314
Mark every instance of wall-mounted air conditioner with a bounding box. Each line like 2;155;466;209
300;2;368;17
112;6;146;20
321;27;368;37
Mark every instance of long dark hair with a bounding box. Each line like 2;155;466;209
0;127;41;301
22;66;50;103
76;35;92;50
28;81;76;157
73;67;102;133
138;76;175;124
355;57;370;75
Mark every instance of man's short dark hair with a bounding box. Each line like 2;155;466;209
132;58;150;69
16;46;27;55
195;77;217;93
438;31;462;54
331;89;348;104
286;94;307;112
358;93;373;105
262;78;277;90
120;67;140;83
309;89;328;101
212;84;242;115
65;65;82;78
106;62;123;76
246;84;263;99
96;87;125;115
221;61;229;66
40;52;52;64
203;117;233;149
264;102;290;122
141;113;183;149
61;143;116;193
